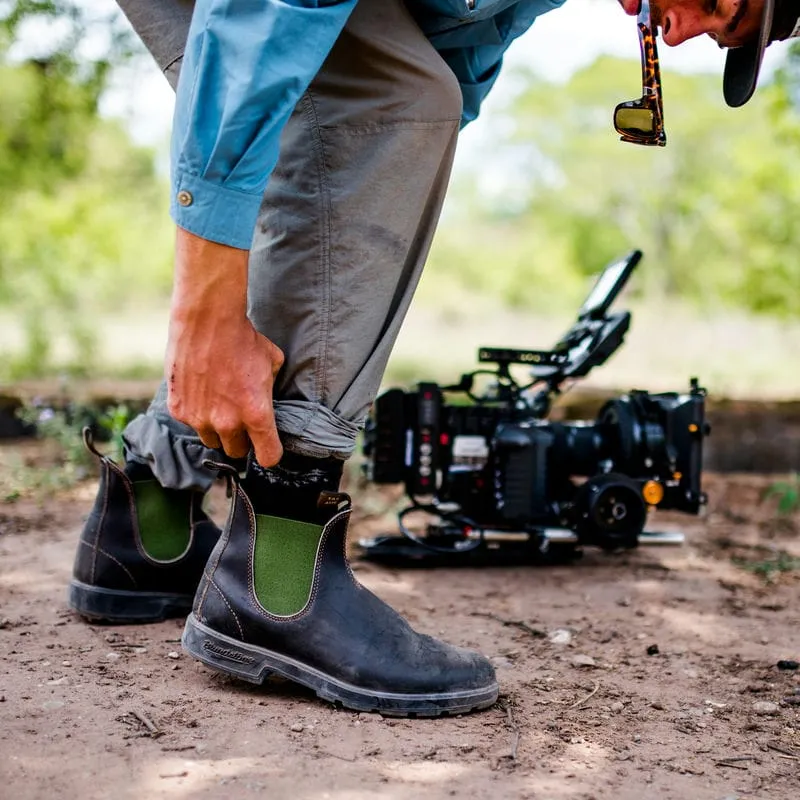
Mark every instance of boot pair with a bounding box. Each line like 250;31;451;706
69;431;498;717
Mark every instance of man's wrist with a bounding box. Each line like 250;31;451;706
171;226;250;320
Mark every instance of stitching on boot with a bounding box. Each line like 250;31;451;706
196;487;239;615
90;460;112;583
104;457;147;563
302;510;348;615
186;493;198;549
135;500;194;565
304;508;352;617
126;477;194;566
339;512;362;590
209;578;244;640
79;539;138;588
196;569;214;618
116;468;152;565
244;488;260;614
248;508;351;622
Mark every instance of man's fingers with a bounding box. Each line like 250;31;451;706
247;344;283;466
247;420;282;467
251;435;283;468
259;337;285;376
270;343;285;376
218;427;251;460
197;427;223;452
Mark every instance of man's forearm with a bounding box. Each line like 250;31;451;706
170;227;249;324
165;227;284;466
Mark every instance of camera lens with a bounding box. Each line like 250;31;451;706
608;500;627;521
572;473;647;551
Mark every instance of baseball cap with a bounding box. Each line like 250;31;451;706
724;0;800;107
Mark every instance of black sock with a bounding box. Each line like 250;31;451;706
123;459;155;482
242;451;344;524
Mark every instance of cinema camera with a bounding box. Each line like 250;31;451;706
360;250;710;564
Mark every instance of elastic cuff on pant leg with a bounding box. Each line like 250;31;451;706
122;413;221;492
274;400;361;460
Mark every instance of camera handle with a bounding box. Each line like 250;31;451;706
442;367;529;408
453;348;571;416
530;384;557;419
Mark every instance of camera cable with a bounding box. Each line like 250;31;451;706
397;498;488;554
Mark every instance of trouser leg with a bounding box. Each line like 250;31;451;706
119;0;463;487
249;0;462;460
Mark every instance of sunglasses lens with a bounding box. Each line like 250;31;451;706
614;104;656;138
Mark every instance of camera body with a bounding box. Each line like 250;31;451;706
361;251;709;557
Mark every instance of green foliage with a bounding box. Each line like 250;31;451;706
9;400;95;497
733;550;800;581
772;40;800;118
1;459;75;500
1;1;800;384
766;473;800;515
15;401;94;470
430;56;800;318
422;221;589;316
0;1;136;190
3;488;21;503
98;402;131;463
9;399;132;498
0;115;174;378
0;0;171;379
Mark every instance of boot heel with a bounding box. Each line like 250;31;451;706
68;580;192;623
182;613;272;684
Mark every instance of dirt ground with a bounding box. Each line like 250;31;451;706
1;450;799;800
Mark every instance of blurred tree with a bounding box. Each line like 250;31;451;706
0;0;137;188
0;0;173;378
771;40;800;139
432;56;800;317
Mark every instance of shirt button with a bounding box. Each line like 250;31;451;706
177;190;193;207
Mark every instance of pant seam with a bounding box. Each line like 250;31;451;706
302;90;334;432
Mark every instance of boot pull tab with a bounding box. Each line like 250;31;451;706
318;491;351;513
202;459;241;497
82;426;106;461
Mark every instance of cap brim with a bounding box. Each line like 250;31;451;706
723;0;775;107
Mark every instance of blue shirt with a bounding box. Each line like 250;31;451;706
171;0;566;250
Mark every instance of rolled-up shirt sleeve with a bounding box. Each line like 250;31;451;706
170;0;357;250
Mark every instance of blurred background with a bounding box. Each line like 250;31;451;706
1;0;799;400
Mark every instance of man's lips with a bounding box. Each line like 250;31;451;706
618;0;641;16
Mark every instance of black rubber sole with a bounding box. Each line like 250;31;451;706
182;613;499;717
68;579;193;623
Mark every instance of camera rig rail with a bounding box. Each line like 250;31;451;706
360;250;710;565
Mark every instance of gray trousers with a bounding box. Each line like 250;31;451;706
119;0;463;490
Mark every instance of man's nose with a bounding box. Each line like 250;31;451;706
661;9;712;46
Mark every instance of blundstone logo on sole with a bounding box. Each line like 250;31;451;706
202;640;255;665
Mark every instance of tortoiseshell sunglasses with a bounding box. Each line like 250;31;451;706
614;0;667;147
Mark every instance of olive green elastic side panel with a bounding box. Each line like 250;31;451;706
253;515;324;616
133;480;192;562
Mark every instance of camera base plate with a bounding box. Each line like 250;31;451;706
357;528;685;568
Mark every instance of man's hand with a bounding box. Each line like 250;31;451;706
165;228;284;466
